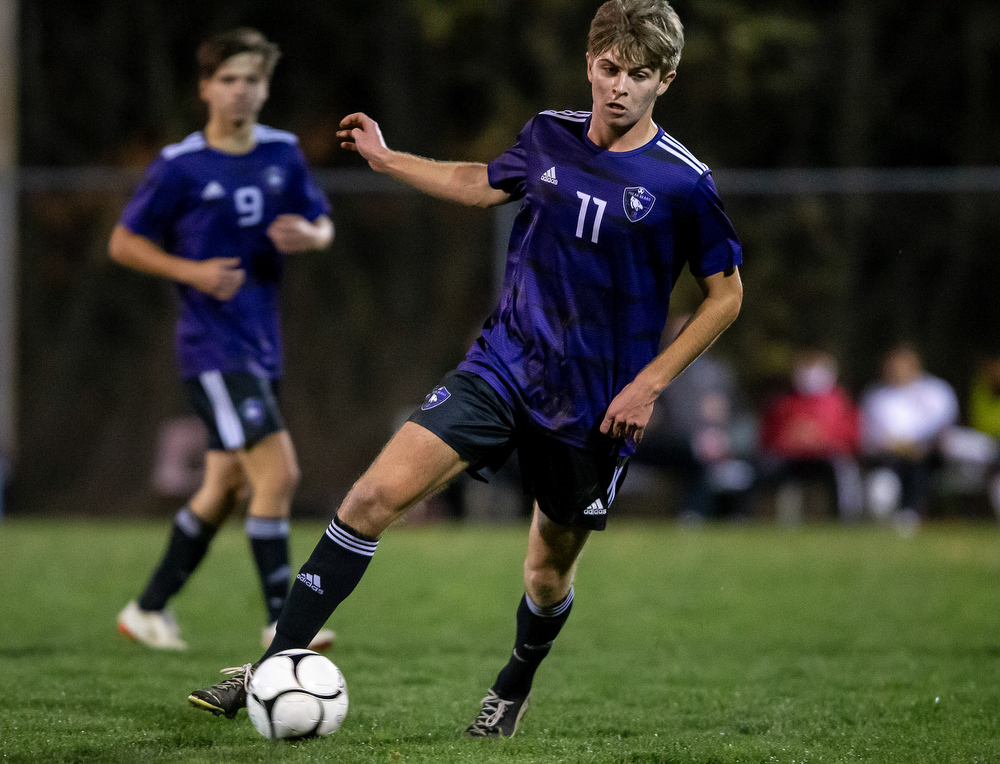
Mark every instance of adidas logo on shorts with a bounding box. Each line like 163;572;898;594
583;498;606;516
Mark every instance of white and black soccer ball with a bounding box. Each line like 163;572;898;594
246;649;348;739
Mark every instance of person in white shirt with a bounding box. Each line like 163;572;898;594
860;343;958;522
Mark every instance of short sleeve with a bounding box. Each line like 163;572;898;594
682;173;743;278
120;156;188;244
283;145;332;221
487;118;534;200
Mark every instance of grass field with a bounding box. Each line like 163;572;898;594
0;518;998;763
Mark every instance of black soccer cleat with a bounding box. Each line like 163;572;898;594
463;689;530;738
188;664;253;719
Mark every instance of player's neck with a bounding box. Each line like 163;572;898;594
588;113;659;153
204;118;258;155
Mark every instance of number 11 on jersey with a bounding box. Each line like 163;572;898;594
575;191;607;244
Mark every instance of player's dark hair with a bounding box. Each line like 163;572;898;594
588;0;684;74
197;28;281;80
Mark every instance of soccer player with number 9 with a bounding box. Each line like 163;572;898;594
109;28;335;654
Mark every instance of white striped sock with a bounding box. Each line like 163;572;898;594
525;587;574;618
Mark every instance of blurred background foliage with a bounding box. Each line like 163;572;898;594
13;0;1000;514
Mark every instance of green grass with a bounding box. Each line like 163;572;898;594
1;518;998;763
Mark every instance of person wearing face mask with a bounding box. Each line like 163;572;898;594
757;349;864;522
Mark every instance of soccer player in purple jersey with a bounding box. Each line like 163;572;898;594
109;29;335;653
190;0;743;735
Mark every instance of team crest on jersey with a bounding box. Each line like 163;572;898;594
240;397;266;425
623;186;655;222
421;385;451;411
263;165;287;194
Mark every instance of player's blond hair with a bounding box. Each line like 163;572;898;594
197;28;281;80
588;0;684;74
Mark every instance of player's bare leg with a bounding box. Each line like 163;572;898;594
338;421;470;536
234;431;334;651
237;431;299;520
189;422;468;717
466;505;590;738
119;451;245;649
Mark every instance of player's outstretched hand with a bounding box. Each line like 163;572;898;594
191;257;245;301
337;113;390;172
600;379;657;444
267;214;322;254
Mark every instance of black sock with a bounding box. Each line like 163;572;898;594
137;507;217;612
246;516;291;624
259;515;378;661
492;589;574;700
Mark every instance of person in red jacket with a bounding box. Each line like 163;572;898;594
758;349;864;521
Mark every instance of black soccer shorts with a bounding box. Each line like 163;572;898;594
183;370;286;452
408;370;629;531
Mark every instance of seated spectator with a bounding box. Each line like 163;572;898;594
635;316;755;521
969;354;1000;439
757;349;864;522
965;353;1000;517
860;343;959;524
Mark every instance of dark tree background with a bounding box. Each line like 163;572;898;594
13;0;1000;515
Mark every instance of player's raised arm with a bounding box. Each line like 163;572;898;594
337;112;510;209
601;266;743;442
109;224;246;301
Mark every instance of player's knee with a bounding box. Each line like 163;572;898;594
523;565;569;607
270;461;301;498
346;475;408;517
220;464;246;496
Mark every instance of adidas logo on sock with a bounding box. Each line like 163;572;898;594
583;498;606;516
296;572;324;594
540;166;558;185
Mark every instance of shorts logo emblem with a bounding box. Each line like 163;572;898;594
421;385;451;410
623;186;655;222
583;498;606;516
240;397;265;425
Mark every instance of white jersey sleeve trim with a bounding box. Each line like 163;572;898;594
657;132;709;173
161;132;207;160
539;109;592;123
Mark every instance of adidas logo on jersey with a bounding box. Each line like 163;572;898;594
296;572;324;594
583;498;606;516
201;180;226;200
540;166;558;185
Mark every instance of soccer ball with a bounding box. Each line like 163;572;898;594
246;649;348;739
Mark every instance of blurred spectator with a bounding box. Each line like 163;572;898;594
757;349;864;522
860;343;959;524
635;316;755;521
962;353;1000;517
969;355;1000;438
151;417;208;499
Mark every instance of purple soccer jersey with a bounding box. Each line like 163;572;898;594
120;125;331;379
459;111;742;455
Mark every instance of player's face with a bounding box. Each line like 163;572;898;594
199;53;269;126
587;48;674;132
